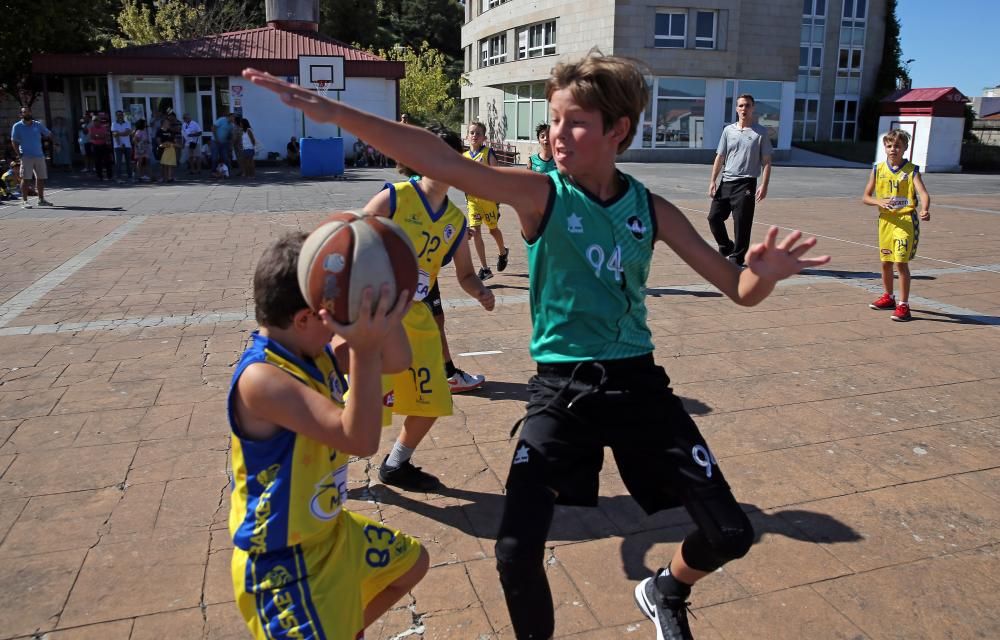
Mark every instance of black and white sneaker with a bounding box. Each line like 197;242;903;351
634;576;694;640
497;247;510;272
478;266;494;281
378;455;441;492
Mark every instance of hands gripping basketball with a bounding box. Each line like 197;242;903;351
318;285;410;352
745;226;830;281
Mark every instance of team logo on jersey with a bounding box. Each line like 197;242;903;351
383;390;395;407
567;213;584;234
626;216;646;240
255;463;282;489
405;213;421;226
513;445;530;464
310;467;347;521
323;253;345;273
263;565;294;589
329;374;346;404
443;224;456;242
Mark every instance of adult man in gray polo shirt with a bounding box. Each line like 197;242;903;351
10;106;53;208
707;94;772;267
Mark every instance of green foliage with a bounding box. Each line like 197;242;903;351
113;0;262;48
365;42;458;127
860;0;909;140
0;0;118;105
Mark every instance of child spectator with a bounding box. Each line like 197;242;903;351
132;119;151;182
211;160;230;179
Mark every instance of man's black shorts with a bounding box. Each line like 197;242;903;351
507;354;732;514
423;281;443;317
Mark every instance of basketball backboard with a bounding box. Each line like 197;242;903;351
298;55;345;92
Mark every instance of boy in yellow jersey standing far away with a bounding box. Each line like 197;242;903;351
364;124;496;491
464;121;509;281
227;233;428;640
243;51;828;640
863;128;931;322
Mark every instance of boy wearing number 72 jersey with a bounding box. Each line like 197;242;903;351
363;123;495;492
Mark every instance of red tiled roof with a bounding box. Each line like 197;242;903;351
881;87;968;103
33;26;404;79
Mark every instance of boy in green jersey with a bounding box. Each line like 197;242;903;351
244;51;828;640
528;122;556;173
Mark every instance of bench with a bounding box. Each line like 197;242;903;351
492;142;521;167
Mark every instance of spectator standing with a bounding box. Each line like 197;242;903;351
89;114;113;181
155;119;178;182
10;105;53;207
111;110;134;183
51;116;72;169
211;113;232;169
238;118;257;179
181;113;203;174
133;119;151;182
286;136;300;166
78;113;95;173
707;94;773;267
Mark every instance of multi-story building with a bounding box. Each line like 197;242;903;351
461;0;888;161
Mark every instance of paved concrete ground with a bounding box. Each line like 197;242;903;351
1;163;999;640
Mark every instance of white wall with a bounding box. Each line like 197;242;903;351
232;76;396;160
876;115;963;172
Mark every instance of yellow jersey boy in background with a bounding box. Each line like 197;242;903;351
863;129;931;322
463;121;509;281
227;233;426;640
364;124;496;491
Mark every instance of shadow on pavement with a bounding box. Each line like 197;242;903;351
800;267;936;281
368;483;861;580
646;287;724;298
914;308;1000;326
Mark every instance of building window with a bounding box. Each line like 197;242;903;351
695;11;717;49
518;20;556;59
843;0;866;20
836;47;863;93
482;0;511;10
480;33;507;67
798;2;825;94
793;98;819;141
654;11;686;48
502;82;548;141
641;78;706;148
803;0;825;17
832;98;857;140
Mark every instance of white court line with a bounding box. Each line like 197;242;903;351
457;350;503;356
0;215;148;328
934;203;1000;215
676;205;1000;276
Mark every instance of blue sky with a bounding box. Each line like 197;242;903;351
897;0;999;97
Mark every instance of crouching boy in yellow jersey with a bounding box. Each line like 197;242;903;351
863;129;931;322
227;233;427;639
364;124;496;491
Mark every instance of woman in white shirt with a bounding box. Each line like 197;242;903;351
238;118;257;178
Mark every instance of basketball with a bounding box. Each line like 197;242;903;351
298;211;418;324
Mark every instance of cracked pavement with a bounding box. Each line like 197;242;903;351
1;165;999;638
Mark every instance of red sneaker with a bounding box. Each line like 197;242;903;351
869;293;896;310
891;303;912;322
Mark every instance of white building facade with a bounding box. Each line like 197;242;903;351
461;0;888;161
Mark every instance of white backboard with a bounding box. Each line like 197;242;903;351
298;55;345;91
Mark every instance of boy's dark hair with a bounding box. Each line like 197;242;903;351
535;122;550;138
253;232;309;328
737;94;756;105
397;123;463;177
546;50;650;153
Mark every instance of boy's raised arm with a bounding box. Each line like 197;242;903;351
242;68;549;224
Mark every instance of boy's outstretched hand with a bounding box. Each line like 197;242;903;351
242;68;337;123
746;227;830;281
318;285;411;352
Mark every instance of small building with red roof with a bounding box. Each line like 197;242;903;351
877;87;968;172
28;2;403;163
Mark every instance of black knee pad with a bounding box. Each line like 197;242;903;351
681;488;755;571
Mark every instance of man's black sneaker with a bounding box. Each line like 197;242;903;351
634;576;694;640
478;266;494;281
497;247;510;272
378;456;441;491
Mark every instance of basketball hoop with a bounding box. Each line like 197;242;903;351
313;80;331;99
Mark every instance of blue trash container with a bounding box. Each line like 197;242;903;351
300;137;345;177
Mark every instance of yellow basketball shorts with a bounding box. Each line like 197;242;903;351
232;509;422;640
878;211;919;263
467;197;500;230
391;303;452;417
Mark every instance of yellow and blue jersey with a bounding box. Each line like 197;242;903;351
462;145;499;214
873;160;919;216
227;331;351;554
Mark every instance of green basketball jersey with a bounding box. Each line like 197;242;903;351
528;153;556;173
526;171;657;363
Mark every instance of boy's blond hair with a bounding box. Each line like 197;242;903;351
468;121;487;136
882;129;910;149
546;51;650;153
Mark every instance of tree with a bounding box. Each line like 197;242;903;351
113;0;263;48
0;0;118;105
859;0;909;139
366;42;458;127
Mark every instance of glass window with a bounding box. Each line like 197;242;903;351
793;97;820;141
501;81;548;141
653;78;706;148
485;0;510;9
198;77;212;91
832;98;858;140
183;77;196;92
481;33;507;67
654;11;686;48
803;0;826;16
118;77;174;95
518;20;557;59
695;11;716;49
